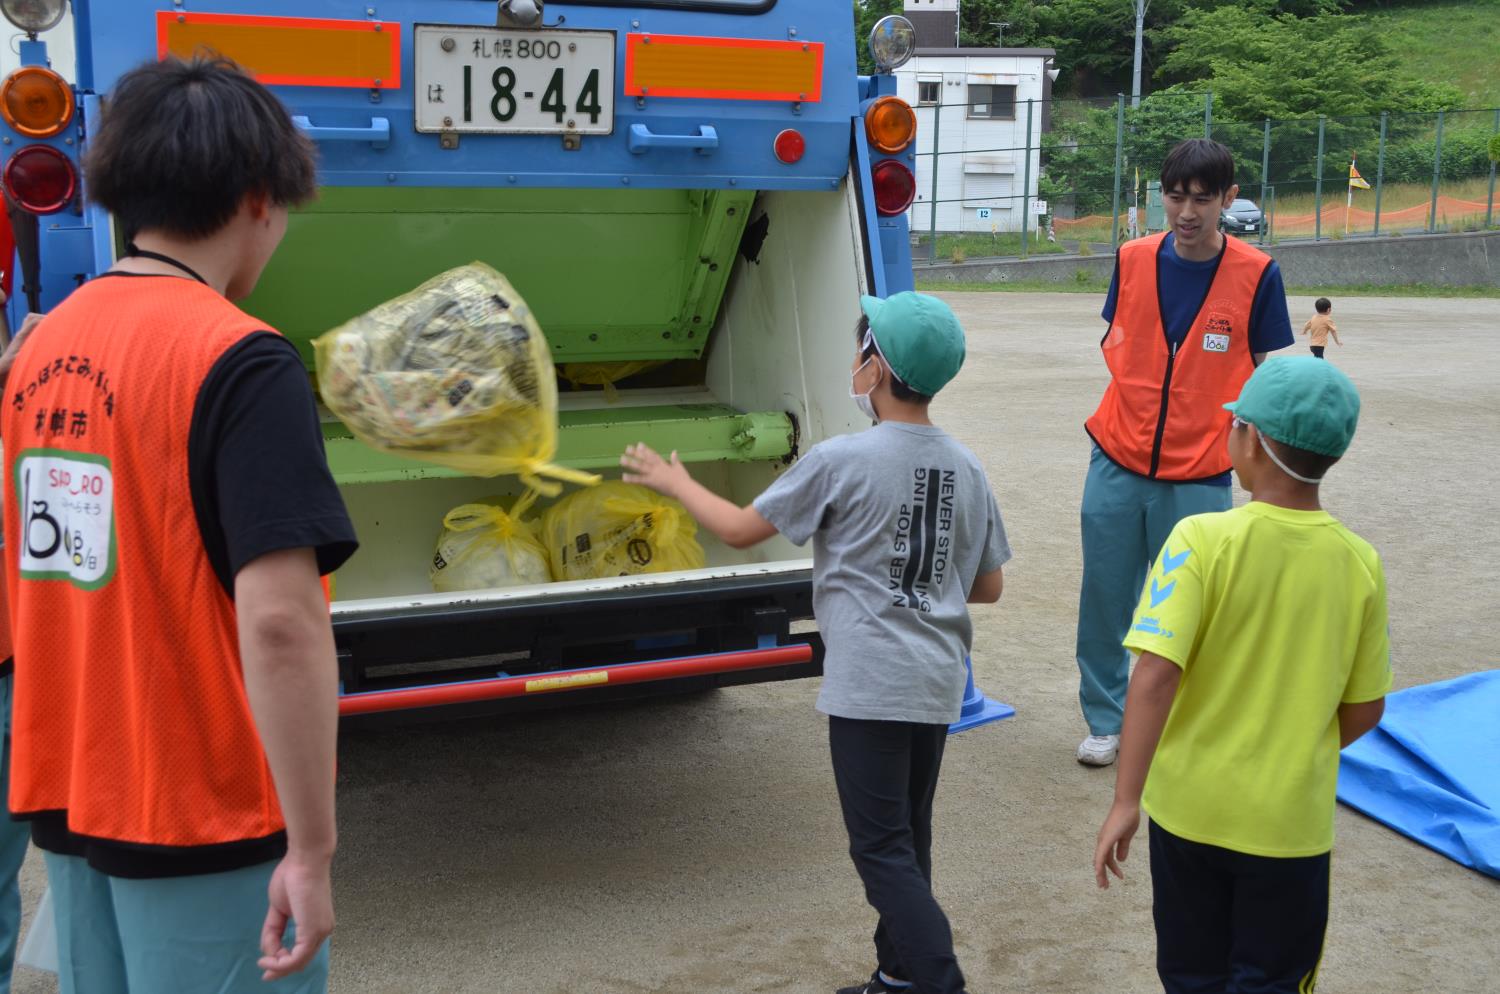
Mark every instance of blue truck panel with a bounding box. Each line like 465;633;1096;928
5;1;914;318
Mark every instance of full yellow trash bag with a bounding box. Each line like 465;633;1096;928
541;482;705;581
430;494;552;593
314;262;599;494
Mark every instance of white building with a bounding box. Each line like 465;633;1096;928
894;0;1056;234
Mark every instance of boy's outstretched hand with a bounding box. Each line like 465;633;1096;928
618;441;778;550
1094;800;1140;889
621;442;691;498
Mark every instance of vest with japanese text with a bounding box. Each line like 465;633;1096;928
1086;233;1268;481
1;275;285;853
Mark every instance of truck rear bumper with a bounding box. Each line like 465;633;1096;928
340;642;815;718
333;565;821;723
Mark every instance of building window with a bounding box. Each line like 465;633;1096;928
918;80;941;105
968;84;1017;120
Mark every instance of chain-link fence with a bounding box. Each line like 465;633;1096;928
913;91;1500;263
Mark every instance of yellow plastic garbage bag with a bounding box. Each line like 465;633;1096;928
314;262;599;494
430;495;552;593
541;482;705;581
559;360;667;402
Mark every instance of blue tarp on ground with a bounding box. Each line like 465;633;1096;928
1337;669;1500;879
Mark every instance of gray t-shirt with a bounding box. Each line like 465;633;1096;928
753;422;1011;724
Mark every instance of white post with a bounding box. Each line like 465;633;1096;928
1131;0;1147;108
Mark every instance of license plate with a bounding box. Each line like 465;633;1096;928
414;25;615;135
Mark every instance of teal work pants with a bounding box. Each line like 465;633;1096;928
1075;445;1230;735
42;853;328;994
0;675;30;994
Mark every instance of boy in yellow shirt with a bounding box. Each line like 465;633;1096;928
1300;297;1341;358
1092;356;1390;994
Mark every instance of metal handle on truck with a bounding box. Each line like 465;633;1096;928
627;123;719;156
291;116;391;150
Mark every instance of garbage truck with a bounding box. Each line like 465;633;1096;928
0;0;929;724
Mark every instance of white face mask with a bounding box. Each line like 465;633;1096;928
850;356;879;422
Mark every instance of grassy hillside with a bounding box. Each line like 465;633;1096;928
1363;0;1500;110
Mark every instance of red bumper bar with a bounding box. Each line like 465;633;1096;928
338;643;815;717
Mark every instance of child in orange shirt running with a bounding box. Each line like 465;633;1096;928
1300;298;1341;359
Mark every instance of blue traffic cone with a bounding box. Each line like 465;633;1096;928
948;656;1015;734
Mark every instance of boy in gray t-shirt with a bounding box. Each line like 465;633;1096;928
622;291;1008;994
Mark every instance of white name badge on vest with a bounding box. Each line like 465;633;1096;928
1203;333;1231;353
16;451;116;589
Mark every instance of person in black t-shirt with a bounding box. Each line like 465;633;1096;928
1;58;355;993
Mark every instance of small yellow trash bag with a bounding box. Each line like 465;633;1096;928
430;496;553;593
558;360;667;402
314;262;598;494
541;482;705;581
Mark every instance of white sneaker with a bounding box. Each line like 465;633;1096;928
1077;734;1120;766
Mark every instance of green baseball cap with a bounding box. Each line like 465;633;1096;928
1223;356;1361;457
859;291;966;397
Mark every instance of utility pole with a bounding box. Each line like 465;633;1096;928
989;21;1010;48
1131;0;1148;108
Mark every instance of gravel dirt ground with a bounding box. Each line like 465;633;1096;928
12;292;1499;994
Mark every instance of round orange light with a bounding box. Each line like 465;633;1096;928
864;96;916;154
1;66;73;139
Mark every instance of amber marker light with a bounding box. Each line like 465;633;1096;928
1;66;73;138
865;95;916;154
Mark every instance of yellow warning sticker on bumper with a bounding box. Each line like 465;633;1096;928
525;671;609;693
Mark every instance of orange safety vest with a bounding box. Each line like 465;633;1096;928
1;275;285;852
1085;232;1268;481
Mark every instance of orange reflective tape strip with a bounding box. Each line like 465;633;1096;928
524;671;609;694
156;12;400;89
623;34;823;102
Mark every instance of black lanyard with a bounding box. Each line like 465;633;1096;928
123;244;208;286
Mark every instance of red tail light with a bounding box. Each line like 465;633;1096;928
871;158;915;216
773;128;805;164
3;143;75;214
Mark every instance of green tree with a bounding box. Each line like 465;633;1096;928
1041;3;1469;217
1156;7;1461;118
957;0;1046;49
1038;0;1149;89
1041;122;1120;215
1043;90;1227;215
1037;0;1347;95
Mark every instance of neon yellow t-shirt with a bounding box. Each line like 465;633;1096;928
1125;502;1392;857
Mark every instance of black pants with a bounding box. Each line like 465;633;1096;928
1310;346;1325;359
1150;822;1330;994
829;716;965;994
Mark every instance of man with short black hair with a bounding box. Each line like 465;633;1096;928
1074;138;1293;767
1;57;355;991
